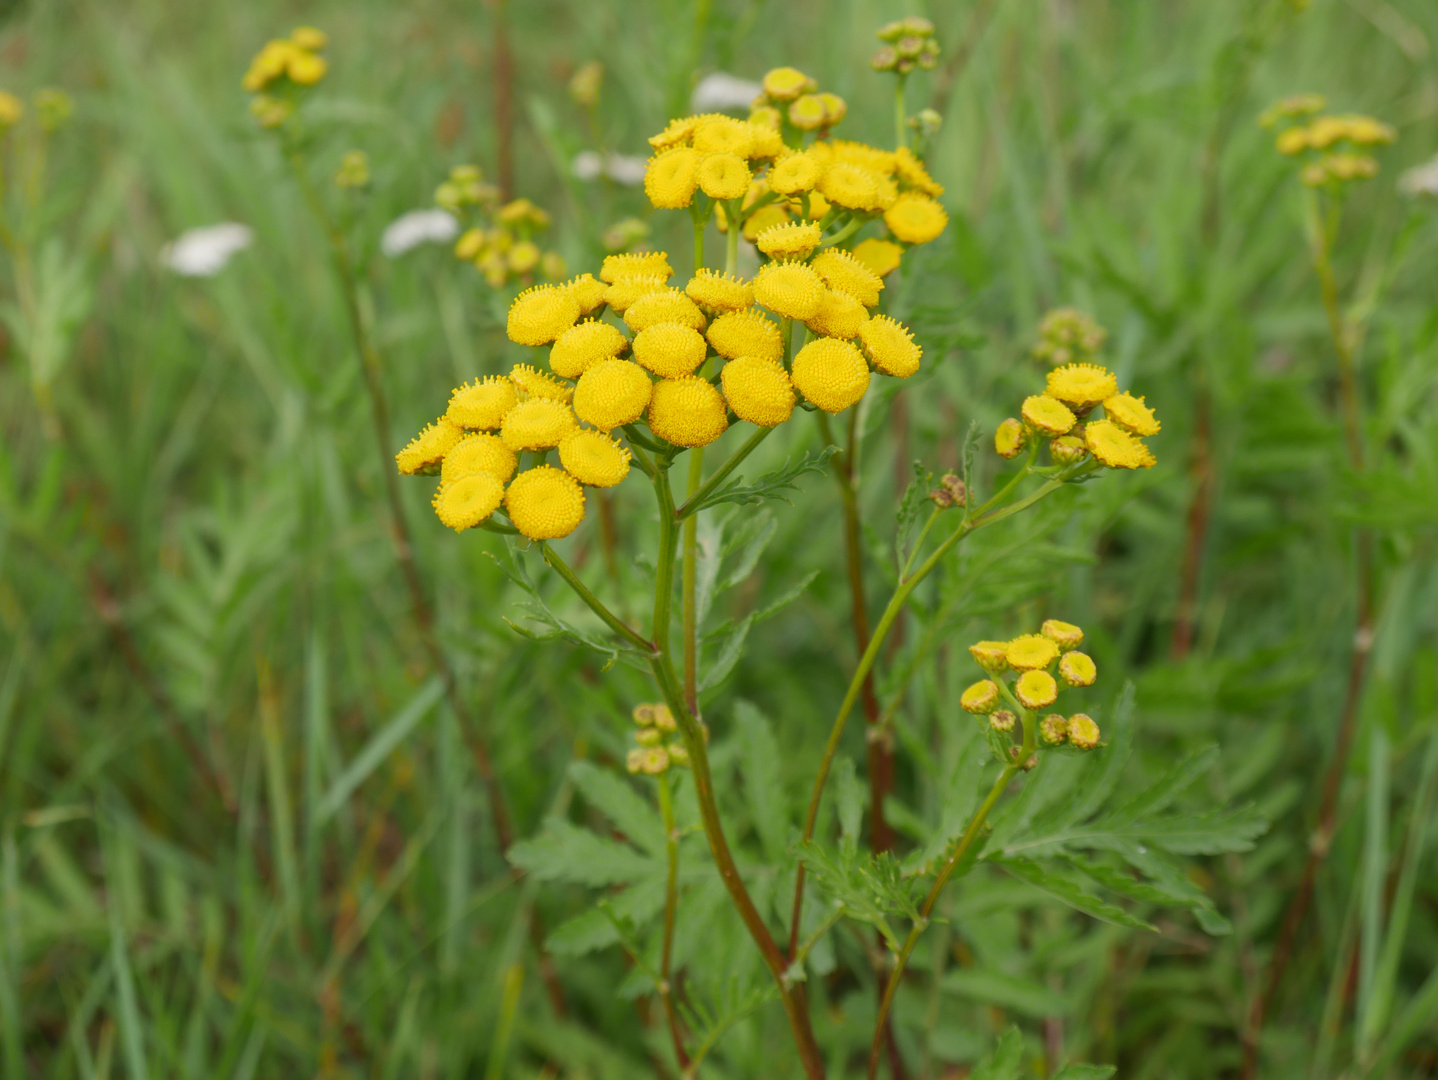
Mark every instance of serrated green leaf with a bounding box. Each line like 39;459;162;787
996;857;1156;930
1107;744;1219;826
1063;853;1230;934
698;612;753;693
895;460;933;575
834;756;865;849
546;876;667;956
733;702;790;863
1056;681;1136;828
971;1025;1025;1080
943;967;1071;1017
793;841;903;951
568;762;665;856
689;447;838;513
507;817;656;887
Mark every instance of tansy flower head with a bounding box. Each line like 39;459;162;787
1015;670;1059;710
1085;419;1156;469
789;94;829;131
1040;714;1069;746
624;289;707;333
1007;634;1059;671
1059;651;1096;687
960;680;999;715
574;359;653;431
810;248;883;307
500;398;577;452
505;466;586;540
1068;714;1100;750
1102;393;1160;437
447;377;519;430
647;376;729;447
440;433;517;485
507;284;581;346
806;289;869;341
397;418;462;475
632;323;709;378
686;269;753;314
1021;395;1077;437
1047;363;1118;408
753;261;826;320
750;104;783;130
432;473;504;532
510;364;573;404
768;151;822;195
1051;435;1088;464
818;161;881;210
817;92;847;126
791;338;870;414
566;272;609;315
884;193;948;244
1041;620;1084;650
893;146;944;197
859;315;921;377
707;308;784;363
745;121;785;160
1276;127;1309;155
831;140;897;176
285;50;327;86
692;115;755;157
741;203;790;241
698;152;752;200
558;430;631;487
550;319;628;379
762;66;810;102
600;251;673;285
290;26;328;51
995;418;1026;459
756;221;822;260
969;641;1010;674
605;273;670;314
649;115;702;150
721;356;795;427
646;147;701;208
852;237;903;278
508;241;541;274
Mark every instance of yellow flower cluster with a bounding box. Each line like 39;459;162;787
243;27;328;126
960;620;1101;751
1032;307;1106;367
996;362;1158;470
624;703;693;775
0;91;22;130
446;171;568;288
1264;96;1396;188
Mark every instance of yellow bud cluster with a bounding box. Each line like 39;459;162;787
449;182;565;290
1033;307;1106;367
1267;102;1396;188
960;623;1102;752
242;28;329;95
996;360;1159;470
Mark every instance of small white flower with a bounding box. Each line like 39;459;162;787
573;150;647;186
381;209;460;257
162;223;254;277
1398;154;1438;199
690;72;762;113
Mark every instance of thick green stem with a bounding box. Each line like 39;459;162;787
656;774;689;1067
682;447;705;715
894;74;908;151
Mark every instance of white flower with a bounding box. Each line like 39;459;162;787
572;150;647;186
690;72;762;113
381;209;460;257
162;223;254;277
1398;154;1438;200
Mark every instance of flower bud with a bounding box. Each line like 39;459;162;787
638;747;670;775
871;46;899;72
1068;713;1101;750
653;704;677;732
1010;746;1038;771
635;727;663;748
989;709;1016;733
995;418;1026;458
633;703;657;726
969;641;1010;674
901;15;936;36
1050;436;1088;465
929;473;966;509
667;742;691;768
1040;619;1084;651
569;60;604;109
960;679;999;715
896;35;925;59
910;108;943;137
626;748;646;774
876;20;906;42
1039;713;1069;746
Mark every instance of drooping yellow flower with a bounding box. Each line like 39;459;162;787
1102;393;1160;437
806;289;869;341
632;323;709;378
604;274;670;314
505;466;586;540
432;473;504;532
500;398;577;452
753;261;826;320
707;308;784;363
510;364;573;404
791;338;870;413
624;289;707;333
600;251;673;284
507;284;581;346
1058;651;1096;687
692;115;755;157
893;146;944;197
566;272;609;315
721;356;795;427
852;238;903;278
756;221;822;260
884;193;948;244
550;319;629;379
969;641;1010;674
818;162;881;211
646;147;701;209
1085;419;1156;469
698;152;753;200
647;377;729;447
1040;620;1084;651
1068;713;1101;750
762;66;810;102
1015;670;1059;710
995;418;1026;459
810;248;883;307
768;151;822;195
859;315;921;377
1006;634;1059;671
397;418;463;475
558;430;631;487
573;359;654;431
960;680;999;714
440;433;518;485
1046;363;1119;408
686;269;753;314
447;377;519;430
1021;395;1077;437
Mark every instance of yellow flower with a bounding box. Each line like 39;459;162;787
746;121;785;160
1068;714;1100;750
693;115;755;156
455;228;486;261
893;146;944;197
242;40;294;93
789;94;828;131
756;221;822;260
817;92;847;126
647;377;729;447
791;338;870;413
831;140;897;176
510;364;573;404
632;323;709;378
994;418;1026;459
768;151;822;195
1046;363;1118;408
600;251;673;284
721;356;795;427
508;241;541;274
806;289;869;341
818;161;881;210
1276;127;1309;155
550;319;628;379
741;204;790;241
507;284;581;346
649;115;702;150
1344;115;1396;146
750;104;783;131
500;399;577;452
1039;714;1069;746
291;26;328;50
559;430;631;487
753;261;826;320
686;269;753;314
859;315;921;377
1006;634;1059;671
397;418;463;475
432;473;504;532
810;248;883;307
762;66;810;102
852;238;903;278
0;91;24;128
645;147;701;208
1021;395;1077;437
287;50;327;85
440;433;518;485
604;273;670;314
447;377;519;430
1306;115;1347;149
566;272;609;315
1102;393;1160;437
1040;620;1084;651
961;680;999;714
707;308;784;363
698;152;753;200
624;290;708;333
1015;669;1059;710
1058;651;1096;687
574;359;654;431
969;641;1009;674
1085;419;1156;469
884;193;948;244
505;466;587;540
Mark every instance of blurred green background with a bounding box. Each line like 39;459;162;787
2;0;1436;1077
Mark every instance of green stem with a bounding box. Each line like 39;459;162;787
656;773;689;1067
894;73;908;151
682;445;705;715
675;425;776;518
725;204;741;275
822;214;867;249
652;470;679;654
1304;189;1364;469
538;543;655;654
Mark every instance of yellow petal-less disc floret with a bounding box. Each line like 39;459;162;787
647;377;729;447
558;430;631;487
961;680;1000;715
1040;620;1084;651
791;338;870;414
505;466;586;540
550;319;628;379
1006;634;1060;671
500;398;577;452
1085;419;1156;469
995;418;1026;459
1068;714;1101;750
762;66;810;102
440;433;518;485
818;162;881;211
789;94;829;132
893;146;944;197
645;147;701;209
969;641;1010;674
1021;395;1078;437
753;261;826;321
649;115;702;150
510;364;573;404
756;221;822;260
852;238;903;278
859;315;921;377
432;473;504;532
831;140;897;177
624;290;707;333
605;274;669;314
1015;670;1059;710
397;418;463;475
697;153;752;200
707;308;784;363
686;269;754;314
574;359;654;431
884;193;948;244
1102;393;1161;437
720;356;795;427
1046;363;1119;409
1058;651;1097;687
810;248;884;307
632;323;709;379
768;151;822;195
446;376;519;430
692;115;755;157
566;272;609;315
601;252;673;285
507;285;581;346
745;122;785;160
806;289;869;341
